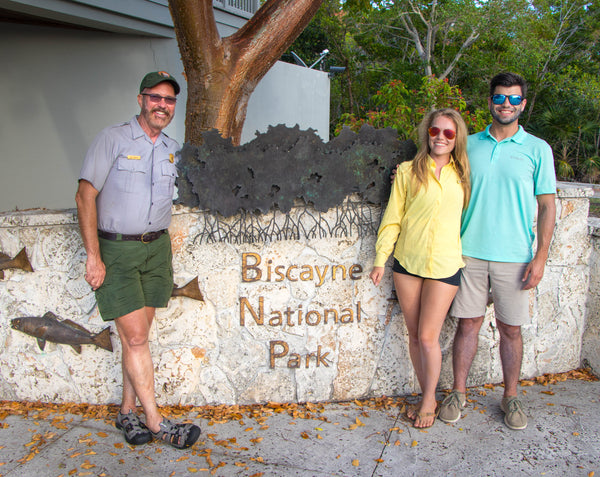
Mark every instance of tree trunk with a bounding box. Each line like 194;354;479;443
169;0;324;146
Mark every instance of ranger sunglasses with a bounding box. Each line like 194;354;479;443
141;93;177;106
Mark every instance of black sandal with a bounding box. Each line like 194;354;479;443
115;410;152;445
151;418;201;449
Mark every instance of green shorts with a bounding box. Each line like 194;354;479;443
95;232;173;321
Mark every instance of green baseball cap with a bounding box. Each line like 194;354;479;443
139;71;180;95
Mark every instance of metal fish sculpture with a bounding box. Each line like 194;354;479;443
10;312;113;353
0;247;34;279
171;276;204;302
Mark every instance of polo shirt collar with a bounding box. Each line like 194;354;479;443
130;115;169;146
483;124;526;144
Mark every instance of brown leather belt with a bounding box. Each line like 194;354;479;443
98;229;167;243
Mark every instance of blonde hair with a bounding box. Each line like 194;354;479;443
410;108;471;208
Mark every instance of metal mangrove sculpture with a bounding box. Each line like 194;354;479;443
177;124;416;218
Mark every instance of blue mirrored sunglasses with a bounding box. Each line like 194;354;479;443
491;94;523;105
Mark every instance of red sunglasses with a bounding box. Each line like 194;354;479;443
428;127;456;140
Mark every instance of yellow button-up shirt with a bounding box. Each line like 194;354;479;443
374;157;465;278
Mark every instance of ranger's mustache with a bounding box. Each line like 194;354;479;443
152;107;170;115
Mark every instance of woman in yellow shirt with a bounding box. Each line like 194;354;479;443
370;108;470;429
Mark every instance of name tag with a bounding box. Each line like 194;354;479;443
127;155;141;160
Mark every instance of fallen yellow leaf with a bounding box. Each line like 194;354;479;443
411;440;418;447
352;459;359;466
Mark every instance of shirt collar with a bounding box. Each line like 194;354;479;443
130;115;169;146
483;124;526;144
427;154;457;171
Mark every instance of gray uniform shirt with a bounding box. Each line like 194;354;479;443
79;116;179;235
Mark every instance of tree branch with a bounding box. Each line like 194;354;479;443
168;0;222;73
439;28;479;80
228;0;324;80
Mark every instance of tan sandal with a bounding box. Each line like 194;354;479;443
406;403;421;421
413;410;438;429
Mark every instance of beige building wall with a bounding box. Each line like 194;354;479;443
1;21;330;212
1;22;185;212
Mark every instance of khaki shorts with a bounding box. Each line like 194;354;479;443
95;232;173;321
450;256;530;326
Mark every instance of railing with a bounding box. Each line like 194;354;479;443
213;0;259;19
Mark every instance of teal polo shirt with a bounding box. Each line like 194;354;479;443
461;125;556;263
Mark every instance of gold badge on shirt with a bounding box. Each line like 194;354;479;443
127;155;141;160
169;154;174;163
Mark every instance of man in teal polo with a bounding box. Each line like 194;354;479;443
439;72;556;430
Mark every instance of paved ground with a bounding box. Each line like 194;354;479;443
0;376;598;477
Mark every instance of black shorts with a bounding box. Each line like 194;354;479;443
393;258;461;286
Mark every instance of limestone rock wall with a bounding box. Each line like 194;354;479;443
583;217;600;376
0;184;594;405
